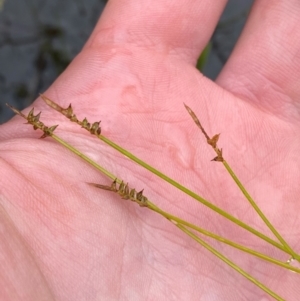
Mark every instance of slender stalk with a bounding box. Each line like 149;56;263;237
6;103;293;300
184;103;299;261
96;136;290;253
176;223;285;301
34;126;298;272
44;132;300;273
52;134;116;181
223;160;300;261
51;131;299;272
39;95;297;257
147;202;300;273
47;135;291;299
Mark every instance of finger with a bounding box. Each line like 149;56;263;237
84;0;227;65
217;0;300;119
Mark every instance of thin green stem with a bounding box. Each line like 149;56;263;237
52;133;300;273
42;129;300;273
40;96;296;257
223;160;300;261
44;130;299;272
7;101;294;300
98;135;291;255
147;201;300;273
51;134;116;181
52;133;291;299
176;223;285;301
183;102;299;261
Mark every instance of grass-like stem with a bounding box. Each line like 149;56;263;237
7;102;292;300
147;202;300;273
48;132;300;273
50;131;299;272
39;96;298;258
176;223;285;301
43;135;290;299
184;103;299;261
38;128;299;273
96;136;292;254
223;160;299;261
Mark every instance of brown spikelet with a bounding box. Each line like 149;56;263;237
88;179;148;207
208;134;220;149
6;104;58;138
40;94;102;138
184;103;224;162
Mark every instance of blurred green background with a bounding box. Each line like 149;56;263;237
0;0;253;123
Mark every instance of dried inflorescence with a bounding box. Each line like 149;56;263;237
7;96;300;299
6;104;58;138
184;103;223;162
40;94;101;137
88;179;148;207
6;100;147;209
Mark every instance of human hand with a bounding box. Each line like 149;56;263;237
1;1;300;300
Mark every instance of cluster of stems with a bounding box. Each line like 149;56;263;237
6;96;300;301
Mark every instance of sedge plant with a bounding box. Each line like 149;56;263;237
6;96;300;301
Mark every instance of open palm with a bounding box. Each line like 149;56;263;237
1;1;300;300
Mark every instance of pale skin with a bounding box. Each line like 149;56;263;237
1;0;300;300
